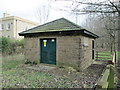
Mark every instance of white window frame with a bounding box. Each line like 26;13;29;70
6;23;10;30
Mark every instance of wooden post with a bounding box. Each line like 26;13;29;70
108;65;114;88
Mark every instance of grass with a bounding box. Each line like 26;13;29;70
2;54;24;70
96;51;120;61
3;69;54;88
2;54;73;88
117;51;120;60
96;52;113;61
97;52;112;55
2;54;108;88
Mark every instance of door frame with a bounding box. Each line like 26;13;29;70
40;38;56;64
92;40;95;59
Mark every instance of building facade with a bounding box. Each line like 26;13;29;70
19;18;98;70
0;13;39;39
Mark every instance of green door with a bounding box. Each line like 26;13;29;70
40;38;56;64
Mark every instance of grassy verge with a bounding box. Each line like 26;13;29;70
2;54;106;88
97;52;112;54
117;51;120;60
96;52;113;61
96;51;120;61
2;54;72;88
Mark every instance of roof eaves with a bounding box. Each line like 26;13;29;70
19;28;81;35
19;29;83;36
84;30;99;38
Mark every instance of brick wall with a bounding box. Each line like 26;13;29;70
57;36;81;69
24;37;40;63
24;35;95;70
80;37;94;70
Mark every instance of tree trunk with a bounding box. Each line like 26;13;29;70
118;13;120;51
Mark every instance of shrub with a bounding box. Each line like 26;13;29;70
0;37;24;54
19;39;24;48
15;39;24;48
0;37;12;53
25;60;37;65
32;61;37;65
25;60;32;64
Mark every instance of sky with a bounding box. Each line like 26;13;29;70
0;0;87;25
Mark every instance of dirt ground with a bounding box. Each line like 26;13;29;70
26;64;106;88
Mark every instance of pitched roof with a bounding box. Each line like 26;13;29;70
19;18;98;38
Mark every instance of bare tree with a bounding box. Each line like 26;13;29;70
53;0;120;52
79;0;119;52
36;3;50;24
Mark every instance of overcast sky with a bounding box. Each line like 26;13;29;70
0;0;87;25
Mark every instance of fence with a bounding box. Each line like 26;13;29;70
96;51;113;61
95;64;114;89
95;52;116;89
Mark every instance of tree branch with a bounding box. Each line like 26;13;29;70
108;0;120;14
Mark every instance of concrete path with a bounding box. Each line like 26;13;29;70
93;60;108;65
26;64;56;72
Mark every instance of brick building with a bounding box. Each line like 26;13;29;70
19;18;98;70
